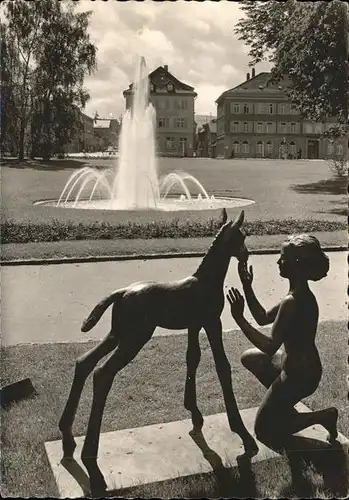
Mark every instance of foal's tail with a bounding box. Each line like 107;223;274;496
81;289;125;332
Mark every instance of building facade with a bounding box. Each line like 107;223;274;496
196;119;217;158
123;65;197;157
93;116;120;151
216;70;346;160
65;112;94;153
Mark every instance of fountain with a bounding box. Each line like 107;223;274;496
40;58;254;212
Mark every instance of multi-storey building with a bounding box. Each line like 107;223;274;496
215;70;346;159
123;65;197;157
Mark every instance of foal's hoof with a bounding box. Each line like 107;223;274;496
191;412;204;433
90;477;107;498
325;407;339;444
62;435;77;459
242;436;259;458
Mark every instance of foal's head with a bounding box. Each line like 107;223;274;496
218;209;248;262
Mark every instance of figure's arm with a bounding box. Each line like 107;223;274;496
238;262;280;325
227;289;294;356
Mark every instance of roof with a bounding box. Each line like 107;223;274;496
124;65;196;96
94;119;111;129
215;72;289;103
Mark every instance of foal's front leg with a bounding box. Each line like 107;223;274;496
184;326;204;432
204;318;258;457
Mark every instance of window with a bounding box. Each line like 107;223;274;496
256;141;264;156
243;122;249;133
150;84;154;92
242;141;249;154
336;144;344;155
304;122;313;134
167;82;174;92
158;117;168;128
268;104;274;114
179;137;187;155
230;121;239;133
327;142;334;155
232;141;240;154
243;103;251;114
257;122;263;133
289;141;297;155
279;104;286;115
175;117;185;128
291;103;299;114
158;100;168;110
290;122;297;134
280;122;287;134
231;103;240;113
266;122;273;133
166;137;175;149
266;141;273;155
175;100;187;109
314;123;323;134
256;103;265;114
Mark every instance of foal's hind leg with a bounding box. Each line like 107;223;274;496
59;332;118;458
184;326;204;432
81;327;155;496
204;318;258;457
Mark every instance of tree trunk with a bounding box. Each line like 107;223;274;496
18;119;25;160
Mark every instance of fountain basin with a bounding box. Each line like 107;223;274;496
35;196;254;212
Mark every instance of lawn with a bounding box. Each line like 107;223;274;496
1;320;347;498
1;158;346;257
2;157;346;225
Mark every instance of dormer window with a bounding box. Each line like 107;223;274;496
167;82;174;92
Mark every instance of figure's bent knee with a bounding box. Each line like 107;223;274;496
241;348;265;369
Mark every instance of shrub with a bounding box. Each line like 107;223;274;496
326;153;348;177
1;217;346;244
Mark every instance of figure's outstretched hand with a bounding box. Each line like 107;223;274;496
238;261;253;287
227;287;245;319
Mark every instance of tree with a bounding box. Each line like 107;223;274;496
3;0;97;159
0;23;22;155
235;1;348;134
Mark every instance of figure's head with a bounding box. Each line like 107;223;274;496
277;234;329;281
219;209;248;261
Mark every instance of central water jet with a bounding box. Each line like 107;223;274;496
112;57;160;209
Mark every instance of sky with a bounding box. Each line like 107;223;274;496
75;0;272;120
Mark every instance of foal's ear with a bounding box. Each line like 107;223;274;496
232;210;244;228
221;207;228;225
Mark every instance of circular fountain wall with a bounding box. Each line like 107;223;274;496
37;194;254;211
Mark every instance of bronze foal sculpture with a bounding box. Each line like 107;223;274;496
59;209;258;494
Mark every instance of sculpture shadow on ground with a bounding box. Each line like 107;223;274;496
58;432;348;498
267;435;349;498
188;428;258;498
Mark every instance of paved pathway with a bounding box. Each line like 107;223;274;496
1;252;347;346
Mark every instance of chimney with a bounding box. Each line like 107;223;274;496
252;67;256;78
164;65;168;72
247;72;250;80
